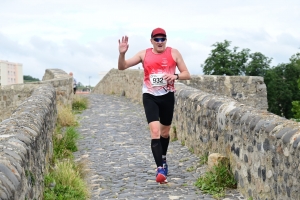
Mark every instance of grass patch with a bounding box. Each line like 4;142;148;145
172;126;176;133
188;147;194;153
72;95;89;112
199;152;209;166
57;105;78;127
186;166;195;172
179;158;189;162
44;160;89;200
171;126;178;142
181;140;185;146
44;98;89;199
53;126;79;160
195;162;237;199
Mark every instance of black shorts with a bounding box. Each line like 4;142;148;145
142;92;175;125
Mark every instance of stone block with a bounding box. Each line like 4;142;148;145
207;153;229;170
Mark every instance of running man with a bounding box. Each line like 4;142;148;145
118;28;191;183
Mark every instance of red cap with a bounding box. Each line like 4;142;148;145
151;28;167;38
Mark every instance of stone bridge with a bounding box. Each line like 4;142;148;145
0;68;299;200
92;69;300;200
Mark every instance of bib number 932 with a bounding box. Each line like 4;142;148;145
150;74;167;86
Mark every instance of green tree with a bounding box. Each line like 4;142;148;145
202;40;300;119
202;40;250;76
245;52;272;77
264;64;293;117
23;75;40;82
265;53;300;119
77;82;83;87
292;79;300;119
290;52;300;65
286;54;300;118
290;53;300;119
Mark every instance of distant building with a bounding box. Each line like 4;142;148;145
0;60;23;86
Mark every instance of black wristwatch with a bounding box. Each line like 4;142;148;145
175;74;179;80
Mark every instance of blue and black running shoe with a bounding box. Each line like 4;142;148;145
156;167;167;183
163;160;168;176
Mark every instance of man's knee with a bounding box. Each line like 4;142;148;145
149;121;161;138
160;132;170;138
160;126;171;138
151;127;160;138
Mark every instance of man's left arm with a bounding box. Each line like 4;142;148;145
163;48;191;81
173;49;190;80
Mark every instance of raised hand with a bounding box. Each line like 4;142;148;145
118;36;129;54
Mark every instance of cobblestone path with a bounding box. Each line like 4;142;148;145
74;94;245;200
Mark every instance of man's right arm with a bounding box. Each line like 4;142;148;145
118;36;144;70
118;51;144;70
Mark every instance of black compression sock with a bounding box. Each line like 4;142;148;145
160;135;170;157
151;139;163;168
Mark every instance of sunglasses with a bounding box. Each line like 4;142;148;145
153;38;166;42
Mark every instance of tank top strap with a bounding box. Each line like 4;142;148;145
146;48;152;54
165;47;172;54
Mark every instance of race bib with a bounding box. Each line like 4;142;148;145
150;74;167;86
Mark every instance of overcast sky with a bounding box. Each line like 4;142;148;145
0;0;300;86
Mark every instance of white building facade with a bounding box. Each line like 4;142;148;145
0;60;23;86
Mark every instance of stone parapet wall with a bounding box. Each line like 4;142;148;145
93;69;300;200
0;84;39;121
92;68;143;103
0;69;72;122
173;83;300;200
42;68;70;80
0;68;73;199
0;84;57;199
179;75;268;110
42;69;74;106
93;69;268;110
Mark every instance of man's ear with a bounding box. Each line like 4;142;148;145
150;38;154;45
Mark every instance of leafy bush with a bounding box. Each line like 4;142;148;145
195;162;237;198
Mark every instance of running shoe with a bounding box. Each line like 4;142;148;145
163;160;168;176
156;167;167;183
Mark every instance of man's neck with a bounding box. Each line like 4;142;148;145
152;48;166;54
